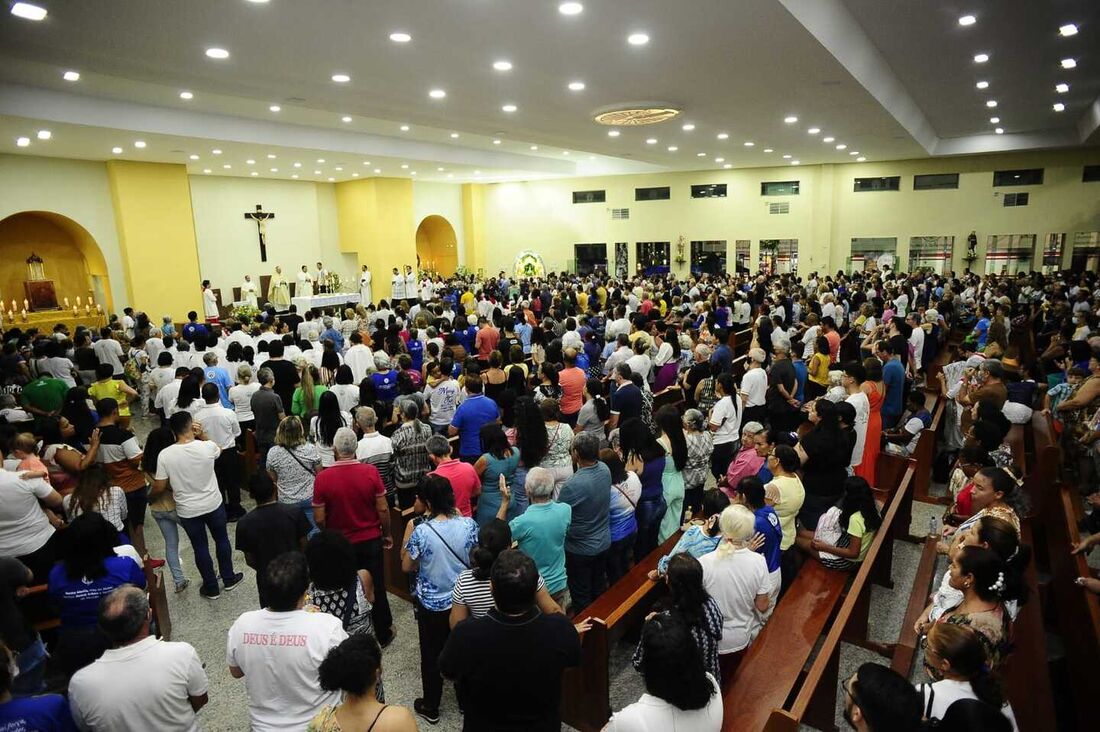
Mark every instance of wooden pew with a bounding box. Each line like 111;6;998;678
1024;410;1060;528
727;465;916;732
560;531;680;732
730;354;748;382
383;506;416;604
730;327;753;358
911;394;947;505
652;385;684;412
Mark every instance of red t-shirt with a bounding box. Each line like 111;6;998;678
311;461;386;543
559;367;587;415
825;330;841;363
475;327;500;360
430;459;480;517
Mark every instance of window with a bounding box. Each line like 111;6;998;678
853;176;901;192
1041;234;1065;273
573;243;608;275
850;237;897;272
1083;165;1100;183
993;168;1043;186
761;180;799;196
985;234;1036;275
635;242;670;274
691;184;727;198
909;236;954;275
635;186;670;201
572;189;605;204
1072;232;1100;271
1003;192;1029;207
913;173;959;190
690;241;727;275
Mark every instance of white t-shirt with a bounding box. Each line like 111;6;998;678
156;379;183;416
709;394;743;445
800;325;820;359
343;345;376;383
93;338;125;375
0;472;55;556
329;383;361;414
920;679;1018;731
699;548;769;653
741;367;767;408
909;326;925;371
226;609;348;732
70;635;208;732
154;440;222;519
845;391;870;467
41;357;76;386
605;673;723;732
192;403;241;450
229;382;262;422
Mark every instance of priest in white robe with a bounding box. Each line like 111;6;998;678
359;265;373;306
201;280;219;321
404;265;417;303
297;265;314;297
391;267;405;301
240;274;259;308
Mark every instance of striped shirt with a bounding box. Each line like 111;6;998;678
451;568;547;620
355;433;394;495
391;420;432;486
95;424;146;493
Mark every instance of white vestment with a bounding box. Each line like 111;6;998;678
297;271;314;297
359;270;373;305
240;279;259;308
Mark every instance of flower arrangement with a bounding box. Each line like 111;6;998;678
326;273;344;292
231;303;261;321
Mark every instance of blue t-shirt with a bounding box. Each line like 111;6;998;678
321;327;345;351
0;694;78;732
882;359;905;418
792;359;807;403
711;344;732;374
203;365;234;408
407;338;424;372
515;322;533;353
456;327;478;356
754;505;783;573
973;317;990;347
557;463;612;556
371;370;399;403
405;516;479;612
757;463;774;484
48;556;146;627
510;502;572;594
451;394;500;457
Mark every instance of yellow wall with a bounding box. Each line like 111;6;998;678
0;213;98;311
479;149;1100;276
106;161;202;320
334;177;416;282
462;183;487;274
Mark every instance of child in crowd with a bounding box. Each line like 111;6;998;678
11;432;49;481
648;490;731;580
1044;366;1085;433
87;363;138;430
798;476;882;571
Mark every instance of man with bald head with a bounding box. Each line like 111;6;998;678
69;585;208;731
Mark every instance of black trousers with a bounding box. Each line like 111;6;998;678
213;447;242;510
711;440;738;480
353;538;393;643
415;605;451;711
566;549;608;614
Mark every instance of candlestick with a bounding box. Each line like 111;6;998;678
96;304;103;314
84;304;90;315
10;300;15;313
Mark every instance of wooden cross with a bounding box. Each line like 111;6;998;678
243;204;275;262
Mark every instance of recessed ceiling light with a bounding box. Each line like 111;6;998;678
989;116;1000;123
450;132;460;138
857;156;866;162
717;133;729;140
374;168;381;174
696;152;706;157
608;130;620;137
784;116;799;124
400;125;410;131
400;164;409;169
763;148;774;153
36;130;51;140
627;33;650;46
973;53;989;63
292;174;299;179
314;170;322;174
823;136;835;143
269;104;281;112
1061;58;1077;69
249;172;257;177
317;158;325;163
835;143;847;150
1055;83;1069;93
743;141;754;147
329;177;336;181
223;164;231;169
530;145;538;150
1053;102;1066;112
11;3;47;21
985;100;997;108
715;157;725;163
134;140;146;148
189;154;199;160
562;151;570;155
294;162;302;167
331;73;351;83
994;127;1004;134
341;115;352;123
353;172;359;177
389;32;411;43
429;89;447;99
203;168;211;174
958;15;976;26
267;154;276;159
493;60;513;71
559;3;583;16
568;81;586;91
1059;23;1078;37
492;139;502;145
646;138;658;144
179;90;194;100
15;137;31;147
782;154;792;159
791;160;800;166
335;166;343;171
63;70;80;82
723;164;733;169
246;159;256;165
212;149;222;155
205;48;230;60
849;151;859;156
270;167;278;172
682;123;695;131
437;167;445;172
976;80;989;89
502;104;518;113
667;146;678;152
807;127;820;135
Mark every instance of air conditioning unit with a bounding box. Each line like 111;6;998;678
611;208;630;220
769;202;790;214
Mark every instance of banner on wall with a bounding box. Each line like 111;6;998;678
513;250;546;279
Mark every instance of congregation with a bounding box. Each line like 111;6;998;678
1;264;1099;731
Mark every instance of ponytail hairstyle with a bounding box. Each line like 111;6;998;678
955;545;1028;606
838;476;883;533
976;465;1029;517
585;378;611;421
470;518;512;581
655;405;688;470
682;408;707;432
924;623;1004;709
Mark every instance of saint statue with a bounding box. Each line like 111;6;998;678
270;266;291;308
240;274;259;308
297;265;314;297
201;279;219;321
359;265;373;306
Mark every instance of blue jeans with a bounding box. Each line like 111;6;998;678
295;498;319;537
179;504;236;594
151;508;186;585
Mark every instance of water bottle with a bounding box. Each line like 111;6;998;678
928;515;939;538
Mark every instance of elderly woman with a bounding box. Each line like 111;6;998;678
496;467;571;609
720;421;766;498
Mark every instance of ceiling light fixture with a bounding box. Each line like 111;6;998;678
429;89;447;99
696;152;706;157
134;140;146;148
314;170;321;174
958;15;976;26
743;141;754;147
212;149;222;155
223;164;231;169
36;130;51;140
723;164;732;169
791;160;800;165
501;104;518;112
270;168;278;172
973;53;989;63
986;100;997;107
807;127;820;135
562;151;570;155
857;156;866;162
784;115;798;124
682;123;695;131
15;137;30;147
667;146;678;151
179;91;194;99
1059;23;1078;37
1053;102;1066;112
410;172;417;176
627;33;649;46
782;154;792;159
205;48;230;60
530;145;538;150
353;173;359;177
437;167;444;172
335;166;343;171
823;136;835;143
568;81;586;91
317;158;325;163
400;125;410;131
10;3;47;21
292;175;299;179
492;139;502;145
717;133;729;140
835;143;847;150
331;73;350;83
63;71;80;82
269;104;281;112
400;164;409;169
1061;58;1077;69
341;115;352;122
646;138;658;144
715;157;725;163
849;151;859;156
559;2;583;16
608;130;620;137
203;169;211;174
450;132;460;138
389;32;411;43
976;80;989;89
111;147;123;154
1056;83;1069;93
493;60;513;71
475;170;481;175
374;169;381;174
329;177;337;181
763;148;774;153
989;116;1000;123
267;154;276;159
246;159;256;165
189;154;199;160
294;162;302;167
995;127;1004;134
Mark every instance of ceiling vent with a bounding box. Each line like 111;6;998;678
769;202;790;214
611;208;630;220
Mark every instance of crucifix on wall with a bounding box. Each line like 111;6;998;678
243;204;276;262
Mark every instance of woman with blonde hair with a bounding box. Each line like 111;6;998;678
228;363;260;435
699;504;771;687
266;415;322;532
340;307;359;341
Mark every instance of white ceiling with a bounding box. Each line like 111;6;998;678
0;0;1096;184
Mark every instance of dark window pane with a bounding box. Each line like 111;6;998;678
691;184;727;198
761;180;800;196
992;168;1043;186
1083;165;1100;183
853;176;901;192
913;173;959;190
635;186;671;201
572;189;606;204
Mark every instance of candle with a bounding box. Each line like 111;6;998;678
20;309;27;321
63;297;70;307
72;305;78;316
76;296;82;307
10;300;15;313
96;304;103;314
22;299;28;311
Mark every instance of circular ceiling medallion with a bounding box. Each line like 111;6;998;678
594;108;681;126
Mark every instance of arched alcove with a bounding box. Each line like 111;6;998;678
415;215;458;276
0;211;113;313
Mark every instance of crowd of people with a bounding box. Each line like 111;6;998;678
0;263;1096;730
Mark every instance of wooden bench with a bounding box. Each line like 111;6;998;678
874;393;944;543
560;531;680;732
725;465;916;731
730;354;748;382
731;327;753;358
652;385;685;412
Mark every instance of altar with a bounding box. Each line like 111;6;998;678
290;292;361;313
3;310;107;333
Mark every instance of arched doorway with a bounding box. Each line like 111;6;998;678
0;211;113;313
415;215;458;277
